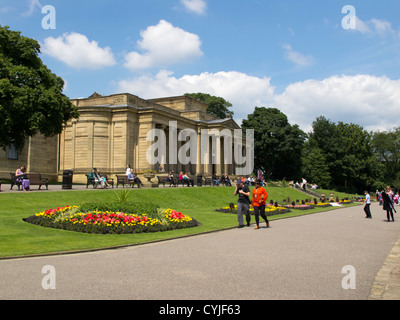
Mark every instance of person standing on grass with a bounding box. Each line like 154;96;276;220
234;180;251;228
363;190;372;219
252;179;270;229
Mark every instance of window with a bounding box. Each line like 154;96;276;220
8;144;18;160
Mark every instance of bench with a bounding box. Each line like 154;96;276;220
177;175;194;187
85;174;114;188
116;175;139;188
10;172;48;190
157;176;166;187
157;175;176;187
204;177;214;186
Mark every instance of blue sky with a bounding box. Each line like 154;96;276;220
1;0;400;132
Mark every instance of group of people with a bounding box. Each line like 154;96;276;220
234;179;270;229
178;172;194;187
213;174;232;187
293;178;313;190
88;168;111;189
367;187;397;222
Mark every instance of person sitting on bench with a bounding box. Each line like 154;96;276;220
128;169;143;187
15;165;30;191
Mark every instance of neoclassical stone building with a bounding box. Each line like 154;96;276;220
1;92;246;184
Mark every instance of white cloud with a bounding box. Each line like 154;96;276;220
22;0;41;16
117;70;275;122
117;71;400;133
355;17;398;37
370;18;396;37
282;43;313;67
124;20;203;71
354;16;371;34
180;0;207;15
274;75;400;133
42;32;116;70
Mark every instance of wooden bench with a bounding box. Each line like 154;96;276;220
177;175;194;187
116;175;139;188
157;175;176;187
85;174;114;188
10;173;48;190
157;176;166;187
204;177;214;186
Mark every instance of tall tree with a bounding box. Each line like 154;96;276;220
0;25;79;150
242;107;306;180
336;122;377;192
305;116;381;193
302;146;332;188
372;127;400;189
184;93;233;119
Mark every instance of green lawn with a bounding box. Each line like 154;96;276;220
0;186;361;258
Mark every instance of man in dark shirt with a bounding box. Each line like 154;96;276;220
234;180;251;228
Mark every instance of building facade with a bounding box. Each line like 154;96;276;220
1;92;246;184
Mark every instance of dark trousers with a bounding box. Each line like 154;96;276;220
237;202;251;226
386;209;394;221
254;205;269;226
364;204;371;218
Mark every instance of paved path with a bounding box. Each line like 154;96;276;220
0;203;399;300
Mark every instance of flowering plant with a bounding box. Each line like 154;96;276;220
24;204;198;234
141;169;156;175
216;203;290;215
284;204;315;210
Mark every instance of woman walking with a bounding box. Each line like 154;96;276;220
381;186;395;222
252;179;270;229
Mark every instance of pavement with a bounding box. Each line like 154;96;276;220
0;198;399;300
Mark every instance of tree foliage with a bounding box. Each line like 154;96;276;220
242;107;306;180
372;127;400;190
303;116;382;193
0;25;79;150
184;93;233;119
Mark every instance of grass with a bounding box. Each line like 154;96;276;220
0;186;361;258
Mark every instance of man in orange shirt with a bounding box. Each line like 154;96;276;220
252;179;270;229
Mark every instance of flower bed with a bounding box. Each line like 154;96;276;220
216;204;290;216
284;204;315;210
304;202;332;208
23;203;199;234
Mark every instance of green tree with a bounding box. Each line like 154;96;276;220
307;116;343;184
184;93;233;119
242;107;306;180
0;25;79;150
336;122;377;192
306;116;381;193
372;127;400;189
302;146;331;188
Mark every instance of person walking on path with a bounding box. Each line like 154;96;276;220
381;186;395;222
234;180;251;228
252;179;270;229
363;190;372;218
